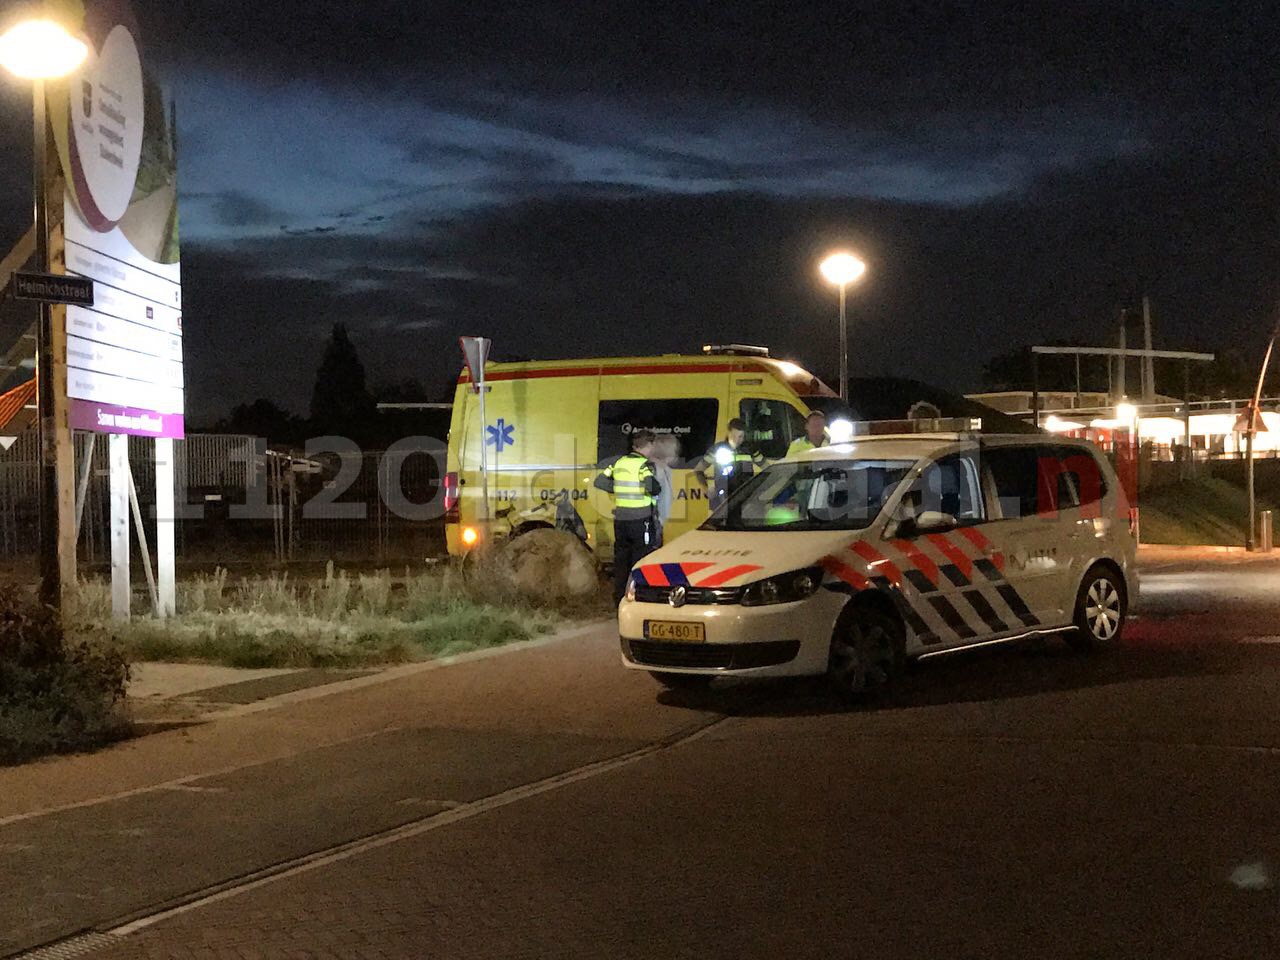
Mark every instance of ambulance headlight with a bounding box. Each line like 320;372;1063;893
741;567;823;606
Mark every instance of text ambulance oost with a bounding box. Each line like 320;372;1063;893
443;352;835;560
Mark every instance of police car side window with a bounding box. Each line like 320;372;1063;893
984;445;1092;518
916;453;984;524
1048;446;1081;510
1053;444;1108;506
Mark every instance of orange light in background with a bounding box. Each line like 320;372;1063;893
461;526;479;547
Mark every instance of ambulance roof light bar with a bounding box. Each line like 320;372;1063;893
702;344;771;357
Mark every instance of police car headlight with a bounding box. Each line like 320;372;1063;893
740;567;823;606
624;577;637;602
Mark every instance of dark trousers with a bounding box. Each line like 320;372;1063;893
613;516;656;603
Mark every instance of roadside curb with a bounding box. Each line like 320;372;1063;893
1138;544;1280;565
132;619;614;725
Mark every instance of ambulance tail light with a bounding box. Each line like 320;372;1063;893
444;472;460;521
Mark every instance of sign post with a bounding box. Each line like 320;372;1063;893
459;337;492;534
49;1;183;617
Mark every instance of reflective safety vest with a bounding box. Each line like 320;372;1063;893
787;435;827;458
597;453;658;520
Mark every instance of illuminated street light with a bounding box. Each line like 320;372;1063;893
0;19;87;78
1;12;88;608
819;252;867;402
819;253;866;287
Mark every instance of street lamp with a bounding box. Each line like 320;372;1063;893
819;252;866;401
0;14;88;607
1244;324;1278;551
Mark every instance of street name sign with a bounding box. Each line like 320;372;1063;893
11;271;95;307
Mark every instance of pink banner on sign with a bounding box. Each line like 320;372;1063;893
68;399;185;439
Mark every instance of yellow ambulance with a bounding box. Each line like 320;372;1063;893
443;347;836;560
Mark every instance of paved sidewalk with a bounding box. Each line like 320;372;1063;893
1138;542;1280;564
0;622;614;824
129;664;299;701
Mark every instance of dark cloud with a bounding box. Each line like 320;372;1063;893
194;189;284;228
2;4;1275;423
135;2;1279;132
402;140;575;181
175;124;1279;421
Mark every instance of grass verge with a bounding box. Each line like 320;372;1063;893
69;561;613;670
1139;478;1276;546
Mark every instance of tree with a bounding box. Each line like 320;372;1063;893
980;340;1107;393
371;377;430;403
309;323;377;441
216;398;306;444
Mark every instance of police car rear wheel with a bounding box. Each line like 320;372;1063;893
649;671;713;691
1067;565;1126;651
827;609;904;701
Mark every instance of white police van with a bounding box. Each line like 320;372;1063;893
618;434;1136;698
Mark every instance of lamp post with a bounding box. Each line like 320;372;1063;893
0;16;89;607
819;252;866;401
1244;323;1279;551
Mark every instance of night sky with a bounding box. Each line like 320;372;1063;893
0;1;1277;421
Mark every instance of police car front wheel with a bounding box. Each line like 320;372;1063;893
827;608;905;701
1067;564;1127;651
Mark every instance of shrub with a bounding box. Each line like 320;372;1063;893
0;585;130;764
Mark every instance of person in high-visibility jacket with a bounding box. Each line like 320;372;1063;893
594;430;663;603
786;410;828;457
697;417;765;511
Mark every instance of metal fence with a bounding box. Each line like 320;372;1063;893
0;432;446;567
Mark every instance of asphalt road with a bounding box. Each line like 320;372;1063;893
5;555;1280;959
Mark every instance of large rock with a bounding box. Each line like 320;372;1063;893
493;529;600;602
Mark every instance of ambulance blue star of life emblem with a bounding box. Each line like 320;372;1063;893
486;418;515;452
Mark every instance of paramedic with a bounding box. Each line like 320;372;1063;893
787;410;828;457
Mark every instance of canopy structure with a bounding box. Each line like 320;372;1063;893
0;376;35;451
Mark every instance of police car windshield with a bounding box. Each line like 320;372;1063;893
702;459;916;532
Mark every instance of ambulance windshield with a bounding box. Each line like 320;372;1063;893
703;459;916;532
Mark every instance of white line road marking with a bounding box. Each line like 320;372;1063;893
395;797;462;808
154;784;229;794
0;725;405;829
108;715;728;938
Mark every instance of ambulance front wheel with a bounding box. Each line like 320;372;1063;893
649;671;713;691
1067;564;1127;652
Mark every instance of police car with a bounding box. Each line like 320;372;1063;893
618;434;1136;698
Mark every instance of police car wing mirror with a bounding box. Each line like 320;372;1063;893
911;510;957;535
